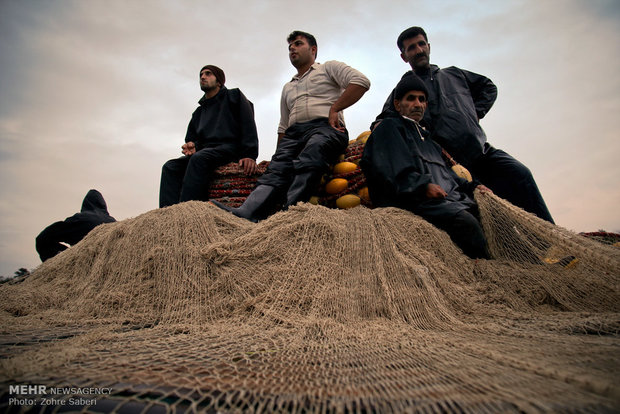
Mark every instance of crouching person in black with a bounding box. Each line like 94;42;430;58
360;76;491;259
35;189;116;262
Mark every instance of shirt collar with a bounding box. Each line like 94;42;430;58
291;62;321;81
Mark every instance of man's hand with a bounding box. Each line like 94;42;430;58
328;83;368;132
328;108;345;132
182;141;196;156
426;183;447;199
476;184;493;194
239;158;258;175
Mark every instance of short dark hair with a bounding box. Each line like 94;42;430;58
397;27;428;52
287;31;317;48
287;30;318;58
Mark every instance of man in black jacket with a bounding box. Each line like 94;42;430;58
374;27;554;224
35;189;116;261
361;76;491;259
159;65;259;207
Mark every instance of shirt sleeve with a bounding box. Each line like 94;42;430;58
236;90;259;160
277;84;291;135
323;60;371;90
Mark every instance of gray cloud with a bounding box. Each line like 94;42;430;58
1;0;619;275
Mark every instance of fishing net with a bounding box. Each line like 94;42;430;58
1;188;619;412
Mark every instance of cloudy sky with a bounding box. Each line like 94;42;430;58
0;0;618;276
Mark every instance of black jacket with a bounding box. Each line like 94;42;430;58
185;87;259;160
374;65;497;168
62;189;116;242
361;114;477;219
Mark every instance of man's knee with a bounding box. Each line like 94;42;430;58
295;132;347;171
161;158;185;176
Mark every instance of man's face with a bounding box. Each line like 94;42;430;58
200;69;219;92
288;35;316;68
400;34;431;71
394;90;427;122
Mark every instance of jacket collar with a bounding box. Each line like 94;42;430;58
199;86;227;105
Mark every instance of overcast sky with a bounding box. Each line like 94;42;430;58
1;0;619;276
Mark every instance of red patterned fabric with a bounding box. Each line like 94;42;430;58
209;141;371;208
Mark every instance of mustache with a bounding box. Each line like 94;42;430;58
414;52;428;60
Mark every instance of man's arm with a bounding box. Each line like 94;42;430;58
183;108;200;154
329;83;369;131
461;69;497;120
236;90;260;175
324;61;371;130
277;85;290;141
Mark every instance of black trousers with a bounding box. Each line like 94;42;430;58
425;208;490;259
159;146;237;207
257;118;349;194
470;145;554;224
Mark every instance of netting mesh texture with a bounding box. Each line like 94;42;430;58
1;193;619;413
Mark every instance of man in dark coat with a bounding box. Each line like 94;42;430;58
35;189;116;261
159;65;259;207
373;26;554;224
361;76;491;259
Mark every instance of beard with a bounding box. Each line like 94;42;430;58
200;83;218;93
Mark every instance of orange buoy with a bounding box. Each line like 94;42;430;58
333;161;358;174
336;194;361;209
451;164;472;182
356;131;371;144
358;187;370;202
325;178;348;194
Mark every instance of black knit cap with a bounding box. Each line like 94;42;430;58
200;65;226;86
394;74;428;100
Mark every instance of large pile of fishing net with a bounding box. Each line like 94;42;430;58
1;192;619;412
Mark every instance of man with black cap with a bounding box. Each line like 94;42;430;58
373;26;554;224
361;75;491;259
159;65;259;207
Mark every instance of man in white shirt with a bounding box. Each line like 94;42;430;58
217;31;370;221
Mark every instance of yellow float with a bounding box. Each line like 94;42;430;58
356;131;371;144
451;164;473;182
333;162;358;175
336;194;361;209
325;178;348;194
358;187;370;202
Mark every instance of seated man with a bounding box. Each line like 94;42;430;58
360;76;491;259
373;26;554;224
159;65;259;207
35;189;116;261
214;31;370;221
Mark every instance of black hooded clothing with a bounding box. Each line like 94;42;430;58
159;86;259;207
373;66;496;167
185;86;258;159
360;114;489;259
36;190;116;262
373;66;554;224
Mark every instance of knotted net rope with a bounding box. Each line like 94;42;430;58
0;194;618;412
